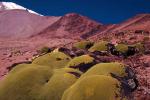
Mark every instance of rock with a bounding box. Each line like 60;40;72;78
6;53;12;57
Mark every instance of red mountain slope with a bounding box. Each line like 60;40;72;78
35;13;103;39
104;14;150;33
0;10;60;39
89;14;150;40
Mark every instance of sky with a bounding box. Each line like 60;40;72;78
2;0;150;24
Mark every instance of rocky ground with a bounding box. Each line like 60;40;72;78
0;38;76;78
0;37;149;100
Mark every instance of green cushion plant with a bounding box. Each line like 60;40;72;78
115;44;128;53
134;42;145;53
0;63;82;100
37;46;51;54
32;51;71;69
0;64;52;100
80;62;127;79
62;75;127;100
73;41;94;49
88;41;109;52
66;55;95;72
38;68;82;100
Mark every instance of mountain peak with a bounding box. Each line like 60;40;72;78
135;13;150;17
35;12;104;39
0;2;42;16
64;13;81;17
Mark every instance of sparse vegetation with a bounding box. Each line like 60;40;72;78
80;62;127;78
115;44;128;53
37;46;51;54
0;40;140;100
32;51;71;69
143;36;150;43
0;64;52;100
88;41;109;52
62;75;126;100
66;55;95;72
134;42;145;53
0;63;82;100
73;40;94;49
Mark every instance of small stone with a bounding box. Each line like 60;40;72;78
6;53;12;57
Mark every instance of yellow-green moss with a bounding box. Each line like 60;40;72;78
0;64;81;100
37;46;51;54
80;62;127;79
129;42;144;53
73;41;94;49
134;42;145;53
39;68;82;100
60;68;83;75
32;51;71;69
0;64;52;100
9;63;39;74
66;55;94;68
62;75;126;100
115;44;128;53
88;41;109;52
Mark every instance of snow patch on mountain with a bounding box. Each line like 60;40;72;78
0;2;43;16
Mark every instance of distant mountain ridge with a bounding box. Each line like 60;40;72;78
0;2;149;40
101;14;150;33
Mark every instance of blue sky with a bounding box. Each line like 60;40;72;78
2;0;150;24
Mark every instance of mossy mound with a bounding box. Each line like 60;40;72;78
66;55;95;72
88;41;109;52
0;63;81;100
134;42;145;53
73;41;94;49
0;64;52;100
39;68;82;100
37;46;52;54
0;40;138;100
62;75;126;100
32;51;71;69
128;42;144;54
115;44;128;53
8;63;40;74
80;62;127;79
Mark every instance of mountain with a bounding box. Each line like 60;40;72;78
1;2;149;40
34;13;103;39
32;13;149;40
0;10;60;39
0;2;103;39
0;2;62;39
102;14;150;33
89;14;150;41
114;14;150;31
